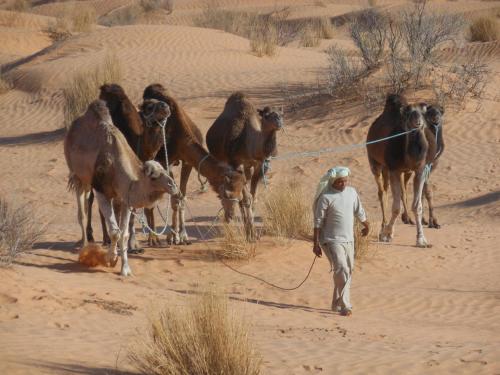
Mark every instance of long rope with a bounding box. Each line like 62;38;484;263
184;201;318;291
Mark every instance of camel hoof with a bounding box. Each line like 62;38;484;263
416;238;432;248
148;234;161;247
401;214;414;225
378;233;391;242
107;255;119;267
421;218;429;226
428;220;441;229
120;264;132;277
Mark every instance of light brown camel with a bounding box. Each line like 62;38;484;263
206;92;284;241
143;83;247;245
64;100;177;276
366;93;431;248
85;84;172;252
400;104;445;229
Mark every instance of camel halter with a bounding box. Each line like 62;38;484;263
197;154;209;192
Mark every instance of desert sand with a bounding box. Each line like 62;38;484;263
0;0;499;374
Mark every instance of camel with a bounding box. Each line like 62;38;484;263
85;84;172;252
142;83;247;245
64;100;177;276
206;92;284;241
400;104;445;228
366;93;431;248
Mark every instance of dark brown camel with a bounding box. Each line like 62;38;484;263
400;104;445;229
86;83;171;251
206;92;283;241
143;83;247;245
366;93;431;247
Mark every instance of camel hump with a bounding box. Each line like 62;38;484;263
100;83;125;97
88;99;112;123
384;93;408;115
143;83;170;98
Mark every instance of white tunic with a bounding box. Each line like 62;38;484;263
313;186;367;244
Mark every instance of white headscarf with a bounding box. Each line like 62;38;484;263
313;166;351;204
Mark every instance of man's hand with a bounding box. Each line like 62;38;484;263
313;243;322;257
361;221;370;237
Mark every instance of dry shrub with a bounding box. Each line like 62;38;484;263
45;17;72;42
354;219;372;260
218;222;256;260
0;197;45;266
0;73;13;95
194;6;257;36
78;243;109;267
262;180;312;240
129;291;261;375
469;16;499;42
8;0;31;12
350;9;387;69
250;18;278;56
63;53;122;128
140;0;174;14
99;5;143;26
325;45;365;97
432;55;490;108
71;6;96;32
300;26;320;47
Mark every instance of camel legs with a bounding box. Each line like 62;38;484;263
401;172;415;225
423;181;440;229
412;170;431;248
85;191;95;243
118;203;132;276
371;162;389;241
250;162;263;203
76;189;90;247
380;172;402;242
94;191;120;267
167;163;191;245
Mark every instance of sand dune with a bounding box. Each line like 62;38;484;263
0;0;499;374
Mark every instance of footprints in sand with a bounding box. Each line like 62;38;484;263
82;298;137;316
302;364;323;372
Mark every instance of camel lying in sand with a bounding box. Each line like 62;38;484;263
366;94;431;248
143;84;246;246
64;100;177;276
206;92;283;241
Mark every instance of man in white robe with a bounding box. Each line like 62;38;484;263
313;167;369;316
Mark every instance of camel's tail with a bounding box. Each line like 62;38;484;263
67;172;84;193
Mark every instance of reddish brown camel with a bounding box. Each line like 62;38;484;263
86;84;171;252
206;92;284;241
400;104;445;228
64;100;177;276
366;93;431;248
143;83;247;245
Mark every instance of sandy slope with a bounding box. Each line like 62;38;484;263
0;1;499;374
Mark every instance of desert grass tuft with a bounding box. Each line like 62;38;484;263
71;5;96;32
63;53;122;128
0;72;13;95
469;16;499;42
0;197;45;266
262;180;312;240
129;290;261;375
218;222;256;260
250;18;278;57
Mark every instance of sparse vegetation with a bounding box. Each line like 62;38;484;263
0;72;13;95
350;9;387;69
469;16;499;42
0;197;45;267
99;5;143;26
63;53;122;128
140;0;174;14
45;17;72;42
71;5;96;32
262;180;312;240
300;25;320;47
8;0;31;12
325;45;365;97
129;291;261;375
218;222;256;259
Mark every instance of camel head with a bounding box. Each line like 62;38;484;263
138;99;171;159
400;104;426;131
258;106;284;132
218;167;246;222
424;104;444;128
100;83;144;136
143;160;178;196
